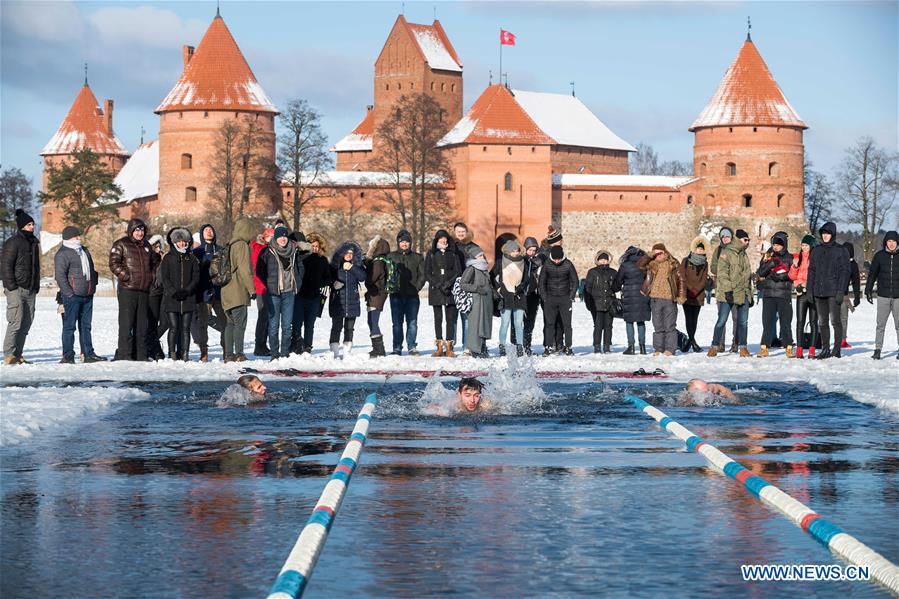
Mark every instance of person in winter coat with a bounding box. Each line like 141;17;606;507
388;229;425;355
584;250;618;353
1;209;40;365
190;224;224;361
708;230;753;357
518;237;542;355
839;241;862;348
54;225;104;364
221;218;257;362
290;232;331;355
539;227;566;349
807;222;851;359
865;230;899;360
160;228;200;361
424;229;462;357
363;236;391;357
109;218;159;361
459;244;493;358
681;237;709;353
614;246;651;355
145;235;168;360
250;227;274;357
330;241;366;358
789;235;819;359
538;246;578;355
491;239;527;357
451;222;475;348
638;243;686;356
709;227;740;353
757;232;795;357
255;225;299;359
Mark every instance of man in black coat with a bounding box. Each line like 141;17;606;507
191;224;224;361
838;241;862;348
388;229;425;355
865;230;899;359
538;246;578;355
757;232;794;357
2;209;40;364
806;222;850;359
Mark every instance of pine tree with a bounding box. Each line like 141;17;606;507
0;166;35;242
39;148;122;236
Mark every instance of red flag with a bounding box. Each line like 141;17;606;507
500;29;516;46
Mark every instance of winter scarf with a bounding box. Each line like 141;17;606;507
62;239;91;281
687;252;707;267
467;256;489;271
501;253;524;292
270;239;297;293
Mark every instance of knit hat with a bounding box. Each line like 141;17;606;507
801;234;816;247
62;226;80;240
545;226;562;245
502;239;521;254
262;227;275;241
651;242;668;254
396;229;412;245
549;246;564;260
595;251;610;262
273;225;289;242
771;232;788;248
464;243;484;260
524;236;539;249
735;229;749;240
15;209;34;229
719;227;733;240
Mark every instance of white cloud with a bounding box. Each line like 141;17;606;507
3;0;84;42
87;5;207;49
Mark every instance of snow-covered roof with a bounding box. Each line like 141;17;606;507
155;16;276;114
331;109;374;153
114;140;159;203
41;84;129;157
407;23;462;72
690;39;806;131
438;85;554;147
284;170;444;187
512;90;637;152
553;173;699;189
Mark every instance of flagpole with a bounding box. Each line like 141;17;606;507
499;29;502;86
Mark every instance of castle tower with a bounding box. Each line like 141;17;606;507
334;16;463;170
40;81;130;232
690;34;807;219
155;13;278;219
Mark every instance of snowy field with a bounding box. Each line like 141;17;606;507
1;295;897;445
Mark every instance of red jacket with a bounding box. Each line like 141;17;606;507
250;238;267;296
788;250;811;287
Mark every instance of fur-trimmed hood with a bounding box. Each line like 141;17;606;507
367;235;390;258
690;236;709;255
331;241;364;268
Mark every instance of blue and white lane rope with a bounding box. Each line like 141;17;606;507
267;393;378;599
623;394;899;594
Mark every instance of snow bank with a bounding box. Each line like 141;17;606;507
0;386;149;446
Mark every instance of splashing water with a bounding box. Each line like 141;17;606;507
215;384;266;408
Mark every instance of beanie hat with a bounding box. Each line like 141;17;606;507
524;236;539;249
735;229;749;240
651;242;668;254
396;229;412;245
771;232;788;248
801;234;816;247
502;239;521;254
719;227;733;240
545;227;562;245
15;209;34;229
273;226;289;242
549;246;564;260
62;225;81;240
290;231;307;243
595;251;610;262
464;243;484;260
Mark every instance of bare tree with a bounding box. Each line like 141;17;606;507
209;119;241;228
277;99;332;232
804;158;834;234
0;166;35;242
836;137;898;261
371;93;453;251
38;148;121;237
630;142;692;176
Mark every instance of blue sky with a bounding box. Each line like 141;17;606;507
2;0;896;193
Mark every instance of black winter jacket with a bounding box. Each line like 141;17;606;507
424;235;462;306
807;222;850;299
256;242;299;297
299;253;331;299
538;258;578;300
840;242;862;299
614;246;652;323
192;224;221;302
330;242;366;318
161;250;200;314
54;244;98;297
585;265;617;312
757;248;793;300
1;230;40;292
388;249;425;296
865;231;899;299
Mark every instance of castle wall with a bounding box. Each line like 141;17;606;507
551;146;629;175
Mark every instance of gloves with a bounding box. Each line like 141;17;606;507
173;289;189;301
866;292;874;304
343;262;353;271
795;284;805;296
333;281;345;290
835;294;844;305
724;291;734;304
250;293;257;300
748;296;755;308
853;295;861;308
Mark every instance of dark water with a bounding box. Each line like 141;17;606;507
1;380;897;598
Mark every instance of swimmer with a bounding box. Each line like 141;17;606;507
421;377;493;416
238;374;267;397
216;375;267;407
681;378;739;404
457;377;491;412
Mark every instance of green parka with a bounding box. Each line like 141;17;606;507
716;242;753;305
221;219;257;311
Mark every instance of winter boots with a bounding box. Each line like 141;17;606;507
816;347;831;360
516;345;524;357
785;345;795;358
757;345;769;358
796;346;804;359
200;345;209;363
639;344;647;355
594;345;602;354
730;342;740;354
254;345;271;357
739;347;752;358
872;349;882;360
330;342;340;359
808;346;816;358
623;345;635;355
832;345;842;359
432;340;445;357
499;344;507;357
707;346;719;358
690;340;702;353
343;342;353;357
841;339;851;349
445;341;457;358
369;335;386;358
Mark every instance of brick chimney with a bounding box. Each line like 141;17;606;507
104;99;114;135
183;45;195;68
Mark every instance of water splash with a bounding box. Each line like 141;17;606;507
215;384;266;408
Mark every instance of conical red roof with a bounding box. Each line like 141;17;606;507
438;85;553;146
690;39;806;131
155;16;276;114
41;83;129;156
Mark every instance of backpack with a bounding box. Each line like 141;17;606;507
209;244;233;287
452;276;473;314
374;255;400;294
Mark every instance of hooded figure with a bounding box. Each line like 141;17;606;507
220;219;257;312
459;244;492;356
425;229;462;306
490;239;527;312
364;236;392;311
614;246;652;323
682;236;710;308
109;218;158;292
160;227;200;360
330;241;366;318
585;250;618;352
865;231;899;359
807;222;850;300
193;223;221;301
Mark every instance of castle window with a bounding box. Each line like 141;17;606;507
729;127;733;133
700;162;707;176
451;83;456;92
687;195;693;205
504;172;513;191
386;83;390;91
181;153;192;169
203;111;209;118
619;194;624;201
185;187;197;202
410;82;414;90
397;82;402;90
567;193;572;199
644;195;649;201
743;193;753;208
507;146;512;155
753;127;757;132
286;191;292;199
777;193;784;208
431;82;435;91
242;155;249;169
669;195;673;201
179;112;183;119
768;162;780;177
483;146;487;152
360;192;365;198
441;83;446;92
531;147;535;153
593;193;598;200
726;162;737;176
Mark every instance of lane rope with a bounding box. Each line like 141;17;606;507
623;394;899;594
267;393;378;599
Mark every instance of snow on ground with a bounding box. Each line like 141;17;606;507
1;296;897;419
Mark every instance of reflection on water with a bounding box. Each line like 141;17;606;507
1;380;897;598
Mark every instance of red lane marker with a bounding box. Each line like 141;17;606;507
800;513;821;532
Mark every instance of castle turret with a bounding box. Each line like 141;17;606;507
155;13;278;218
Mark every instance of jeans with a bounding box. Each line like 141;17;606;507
266;292;295;357
390;295;420;351
498;308;524;346
815;297;843;350
166;311;193;360
254;294;269;351
650;298;678;353
292;296;320;351
330;316;355;343
368;308;382;336
115;288;149;361
61;295;95;360
433;304;457;340
224;305;248;357
455;310;469;347
593;310;613;348
711;302;749;348
625;321;646;347
761;297;793;347
875;296;899;350
192;299;224;349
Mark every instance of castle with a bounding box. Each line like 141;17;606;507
40;13;808;271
